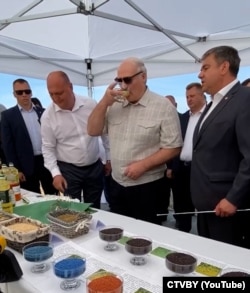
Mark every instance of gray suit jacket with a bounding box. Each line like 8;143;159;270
191;82;250;211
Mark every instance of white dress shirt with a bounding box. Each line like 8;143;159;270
180;104;206;162
200;79;239;126
41;95;110;177
19;105;42;155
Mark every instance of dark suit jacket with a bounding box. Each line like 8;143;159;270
1;105;44;176
167;111;189;172
191;82;250;211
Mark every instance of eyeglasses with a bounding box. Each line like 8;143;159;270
114;71;143;84
15;89;32;95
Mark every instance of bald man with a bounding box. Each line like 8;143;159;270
41;71;110;208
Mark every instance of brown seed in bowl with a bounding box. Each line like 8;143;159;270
166;252;197;274
166;252;196;265
125;238;152;255
99;228;123;242
220;271;250;277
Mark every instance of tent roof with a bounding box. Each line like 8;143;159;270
0;0;250;86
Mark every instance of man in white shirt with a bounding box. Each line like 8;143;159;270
170;83;206;232
41;71;109;208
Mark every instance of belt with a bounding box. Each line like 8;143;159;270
182;161;191;167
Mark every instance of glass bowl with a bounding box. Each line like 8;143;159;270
87;274;123;293
53;254;86;290
99;226;123;251
165;251;197;275
125;236;152;265
219;267;250;277
22;241;53;273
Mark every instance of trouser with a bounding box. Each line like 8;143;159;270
171;161;195;232
197;212;246;248
109;176;167;225
21;155;57;195
57;159;104;209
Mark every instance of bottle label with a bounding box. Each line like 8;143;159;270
12;184;21;201
7;174;16;181
0;190;9;203
9;189;16;206
1;202;13;214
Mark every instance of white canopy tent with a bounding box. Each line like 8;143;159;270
0;0;250;96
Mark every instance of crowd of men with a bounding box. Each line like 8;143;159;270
1;45;250;250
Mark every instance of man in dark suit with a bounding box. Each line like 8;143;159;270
1;78;56;194
168;84;206;232
191;46;250;247
0;104;7;165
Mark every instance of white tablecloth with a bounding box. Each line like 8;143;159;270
1;191;250;293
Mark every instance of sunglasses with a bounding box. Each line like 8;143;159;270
15;89;32;95
114;71;143;84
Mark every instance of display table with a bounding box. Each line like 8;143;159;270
1;191;250;293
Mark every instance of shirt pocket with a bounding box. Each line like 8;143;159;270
136;120;159;144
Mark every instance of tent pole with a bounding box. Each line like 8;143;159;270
85;58;93;98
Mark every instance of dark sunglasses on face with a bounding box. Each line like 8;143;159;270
15;89;32;95
114;71;143;84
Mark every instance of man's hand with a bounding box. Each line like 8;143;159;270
104;160;112;176
215;198;237;217
19;172;26;182
124;161;146;180
166;169;173;179
53;175;67;193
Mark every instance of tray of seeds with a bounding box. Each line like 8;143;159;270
0;211;19;225
47;208;92;238
0;216;51;253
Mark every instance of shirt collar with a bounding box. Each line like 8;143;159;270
54;95;84;112
123;87;149;107
189;103;207;116
18;103;34;112
217;79;239;98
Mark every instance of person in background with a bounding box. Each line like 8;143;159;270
158;95;179;224
41;71;109;209
241;78;250;87
170;83;206;232
191;46;250;247
1;78;56;194
99;137;112;207
0;104;7;165
87;57;182;224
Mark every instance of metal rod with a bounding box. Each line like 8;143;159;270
157;208;250;216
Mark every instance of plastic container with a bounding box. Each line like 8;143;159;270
53;254;86;290
0;173;12;213
23;241;53;273
165;251;197;275
8;162;21;202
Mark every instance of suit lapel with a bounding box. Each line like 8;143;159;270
193;101;212;147
193;82;240;148
181;111;190;138
13;106;31;138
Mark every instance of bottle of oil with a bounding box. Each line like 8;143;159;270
8;162;21;202
0;174;13;213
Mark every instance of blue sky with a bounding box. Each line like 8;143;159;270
1;66;249;113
